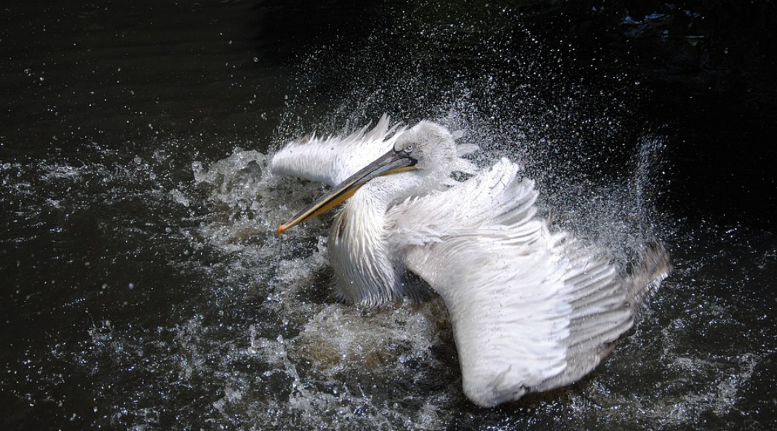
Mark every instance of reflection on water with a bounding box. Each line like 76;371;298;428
2;1;775;430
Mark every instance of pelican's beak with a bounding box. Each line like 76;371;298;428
277;148;417;233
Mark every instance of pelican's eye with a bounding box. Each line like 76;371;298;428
403;144;414;154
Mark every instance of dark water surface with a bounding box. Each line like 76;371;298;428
2;1;776;430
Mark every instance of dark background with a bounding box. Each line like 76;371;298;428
2;0;776;429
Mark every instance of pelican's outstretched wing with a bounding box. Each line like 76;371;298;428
392;159;670;407
271;115;406;186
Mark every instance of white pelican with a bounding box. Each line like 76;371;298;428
271;115;670;407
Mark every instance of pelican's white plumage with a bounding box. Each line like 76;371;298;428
271;116;670;407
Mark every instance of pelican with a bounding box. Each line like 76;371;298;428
271;115;670;407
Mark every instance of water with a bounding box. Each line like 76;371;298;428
2;1;776;430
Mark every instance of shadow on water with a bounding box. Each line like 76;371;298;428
1;0;776;430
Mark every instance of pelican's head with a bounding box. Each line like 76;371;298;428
277;121;465;234
392;121;458;173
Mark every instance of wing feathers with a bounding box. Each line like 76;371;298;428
271;114;404;186
398;159;667;406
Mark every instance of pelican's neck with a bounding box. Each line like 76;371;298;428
328;172;430;305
